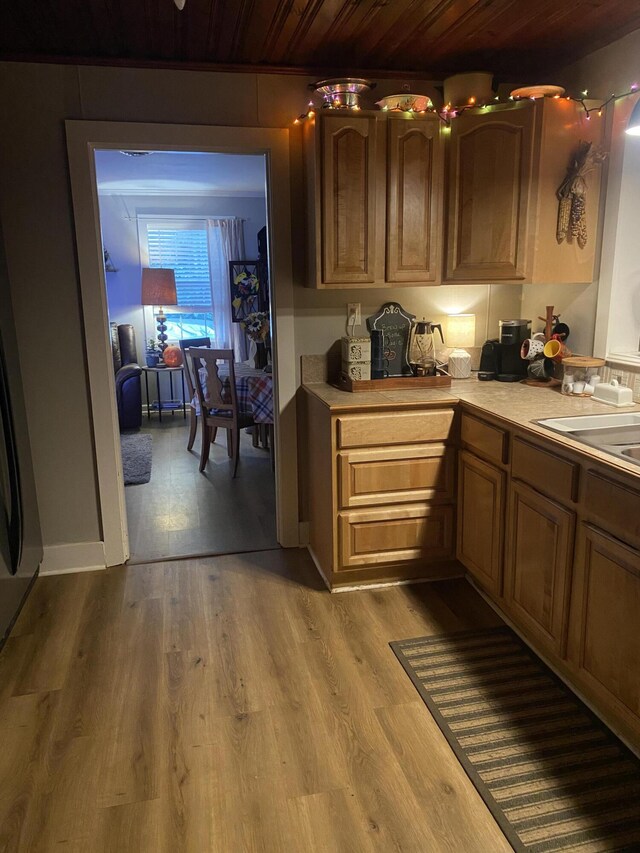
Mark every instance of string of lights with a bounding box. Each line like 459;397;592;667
292;83;640;126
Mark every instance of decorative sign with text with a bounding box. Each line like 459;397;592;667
366;302;415;377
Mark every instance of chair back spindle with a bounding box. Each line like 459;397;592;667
186;348;234;414
180;337;211;402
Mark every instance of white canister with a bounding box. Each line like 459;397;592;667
342;361;371;382
341;336;371;364
443;72;494;106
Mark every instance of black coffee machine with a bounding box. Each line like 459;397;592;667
479;319;531;382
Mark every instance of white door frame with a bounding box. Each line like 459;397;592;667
66;120;298;566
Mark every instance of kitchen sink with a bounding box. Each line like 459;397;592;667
536;413;640;467
537;413;640;432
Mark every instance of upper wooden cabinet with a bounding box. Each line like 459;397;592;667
385;116;443;283
303;111;443;288
446;106;534;281
319;113;383;285
445;99;604;284
303;100;604;288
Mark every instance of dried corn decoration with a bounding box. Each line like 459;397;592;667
556;141;607;248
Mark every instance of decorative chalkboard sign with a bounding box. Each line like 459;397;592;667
366;302;415;377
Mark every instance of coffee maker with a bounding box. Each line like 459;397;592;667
479;319;531;382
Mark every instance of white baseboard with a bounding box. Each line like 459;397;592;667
40;541;106;576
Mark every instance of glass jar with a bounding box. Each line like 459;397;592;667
561;357;605;396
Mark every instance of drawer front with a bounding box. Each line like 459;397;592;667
584;471;640;549
337;409;455;449
512;437;579;504
338;444;455;509
338;504;454;570
461;414;507;464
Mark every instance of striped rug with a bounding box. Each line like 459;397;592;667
391;627;640;852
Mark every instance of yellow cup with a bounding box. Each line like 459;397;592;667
543;339;571;363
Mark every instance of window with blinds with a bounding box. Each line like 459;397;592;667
146;225;211;307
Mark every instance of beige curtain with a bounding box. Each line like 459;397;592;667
207;218;249;362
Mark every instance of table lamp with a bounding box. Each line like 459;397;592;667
141;267;177;356
446;314;476;379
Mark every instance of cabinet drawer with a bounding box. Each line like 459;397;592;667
336;409;455;449
461;414;507;464
584;471;640;548
338;444;454;509
338;504;454;570
512;437;579;504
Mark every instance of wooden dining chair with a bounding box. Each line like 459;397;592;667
186;348;255;477
179;337;211;450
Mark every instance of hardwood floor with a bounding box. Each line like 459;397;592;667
0;549;512;852
125;419;278;563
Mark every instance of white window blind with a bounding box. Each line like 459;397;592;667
146;225;211;307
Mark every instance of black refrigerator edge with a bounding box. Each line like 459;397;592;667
0;217;43;646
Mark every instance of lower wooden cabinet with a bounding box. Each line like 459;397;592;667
303;390;459;589
504;480;575;656
338;504;454;570
456;450;505;597
338;444;454;509
568;524;640;727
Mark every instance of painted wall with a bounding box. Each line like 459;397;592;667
98;191;267;385
0;39;637;560
521;28;640;354
0;61;444;558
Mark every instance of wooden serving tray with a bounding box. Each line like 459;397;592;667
335;374;452;392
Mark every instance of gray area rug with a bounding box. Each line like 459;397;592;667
120;432;152;485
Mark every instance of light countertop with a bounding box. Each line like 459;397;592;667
302;377;640;479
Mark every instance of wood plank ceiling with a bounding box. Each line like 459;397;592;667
1;0;639;79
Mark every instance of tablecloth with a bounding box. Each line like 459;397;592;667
196;363;274;424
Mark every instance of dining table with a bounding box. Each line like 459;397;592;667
196;361;274;425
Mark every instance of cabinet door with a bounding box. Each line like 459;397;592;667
456;450;505;597
504;480;575;656
386;116;442;283
568;524;640;728
321;113;381;285
445;106;534;282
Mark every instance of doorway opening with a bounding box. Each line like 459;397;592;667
94;148;278;563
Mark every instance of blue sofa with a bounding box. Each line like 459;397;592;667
110;323;142;431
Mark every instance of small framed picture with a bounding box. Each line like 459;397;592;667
229;261;261;322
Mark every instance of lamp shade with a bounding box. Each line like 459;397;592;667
141;267;177;306
626;99;640;136
446;314;476;348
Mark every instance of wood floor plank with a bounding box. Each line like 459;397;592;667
96;596;164;809
0;549;512;851
94;799;163;853
287;788;378;852
376;700;513;853
299;634;445;850
12;573;93;695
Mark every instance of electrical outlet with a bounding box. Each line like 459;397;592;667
347;303;361;325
